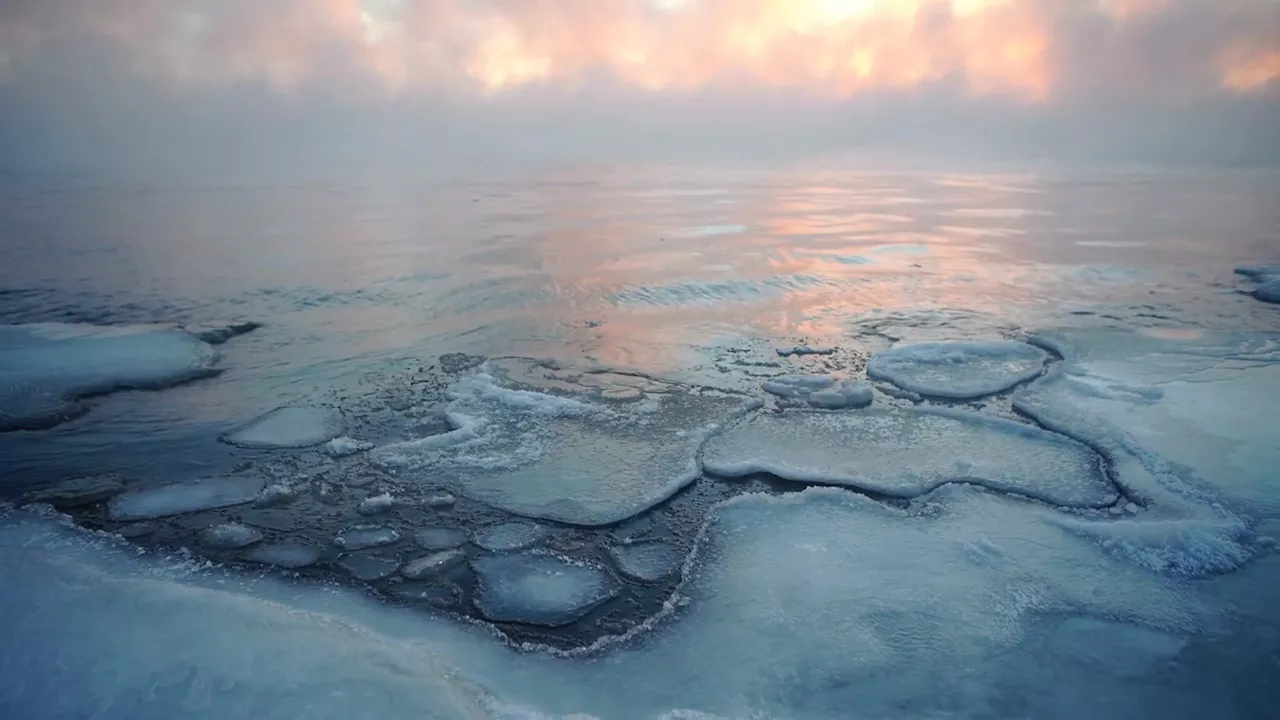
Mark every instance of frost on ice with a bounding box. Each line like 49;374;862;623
372;369;759;526
107;477;265;521
222;406;342;449
867;340;1049;398
471;553;619;627
0;323;220;431
701;407;1115;507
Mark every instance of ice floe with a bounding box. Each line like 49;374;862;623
471;553;619;627
372;368;759;525
401;549;466;580
333;525;401;551
240;540;323;569
701;407;1114;507
337;552;401;581
198;522;264;550
761;374;834;399
107;477;265;521
472;522;549;552
807;380;873;409
19;474;124;508
608;541;684;582
414;526;468;550
324;436;375;457
0;323;220;431
222;406;342;449
358;492;398;515
1254;281;1280;304
867;340;1049;398
775;345;836;357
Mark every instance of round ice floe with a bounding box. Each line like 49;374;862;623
471;553;619;627
701;407;1114;508
198;523;264;550
337;552;401;581
222;407;342;449
807;380;874;410
0;323;220;431
762;375;835;399
107;477;265;521
333;525;401;551
414;526;468;550
868;340;1049;399
401;550;467;580
240;541;323;569
472;522;549;552
608;541;684;582
324;436;375;458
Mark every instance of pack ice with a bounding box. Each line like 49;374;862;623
702;407;1115;507
372;369;759;525
222;406;342;449
0;323;220;431
868;340;1049;398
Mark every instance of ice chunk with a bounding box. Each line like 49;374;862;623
107;477;265;521
867;340;1049;398
0;323;220;431
401;549;466;580
439;353;486;373
240;540;323;569
19;474;124;508
423;493;456;508
807;380;873;409
198;522;264;550
188;320;262;345
337;552;401;581
471;553;619;627
1254;281;1280;304
608;541;684;582
222;407;342;449
472;522;549;552
701;408;1114;507
324;436;375;457
762;374;834;399
373;371;759;525
414;526;468;550
358;492;397;515
1234;264;1280;280
333;525;402;551
776;345;836;357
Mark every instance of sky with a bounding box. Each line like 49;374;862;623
0;0;1277;172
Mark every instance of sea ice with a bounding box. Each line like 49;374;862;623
472;522;550;552
608;541;684;582
401;549;467;580
19;474;124;508
324;436;375;457
198;522;264;550
0;323;220;431
471;553;619;626
336;552;401;581
762;374;834;399
372;370;759;525
240;540;323;569
1254;281;1280;304
222;407;342;449
1234;265;1280;281
776;345;836;357
107;477;265;521
701;407;1114;507
867;340;1049;398
807;380;874;409
333;525;401;551
187;320;262;345
358;492;397;515
414;526;468;550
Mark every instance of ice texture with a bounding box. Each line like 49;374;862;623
107;477;265;521
372;370;759;525
198;523;264;550
333;525;401;551
222;407;342;449
701;408;1114;507
808;380;874;409
336;553;401;581
1254;281;1280;304
471;522;549;552
762;374;834;399
358;493;397;515
414;526;468;550
324;436;375;457
776;345;836;357
0;323;220;431
471;553;619;626
608;541;684;582
240;541;323;569
867;340;1049;398
401;550;466;580
19;475;124;508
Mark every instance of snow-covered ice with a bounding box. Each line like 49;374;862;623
198;522;263;550
701;407;1114;507
608;541;684;582
107;477;265;521
867;340;1049;398
471;553;619;627
0;323;220;431
333;525;401;551
414;526;468;550
471;522;549;552
401;549;466;580
324;436;375;457
240;540;323;569
372;369;759;525
222;406;342;449
357;492;397;515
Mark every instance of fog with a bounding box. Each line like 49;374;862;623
1;0;1276;174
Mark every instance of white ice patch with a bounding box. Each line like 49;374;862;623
372;371;760;526
401;549;466;580
471;553;619;627
701;408;1114;507
868;340;1049;398
198;522;263;550
324;436;375;457
608;541;684;582
222;407;342;449
107;477;265;521
807;381;874;409
0;323;220;431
